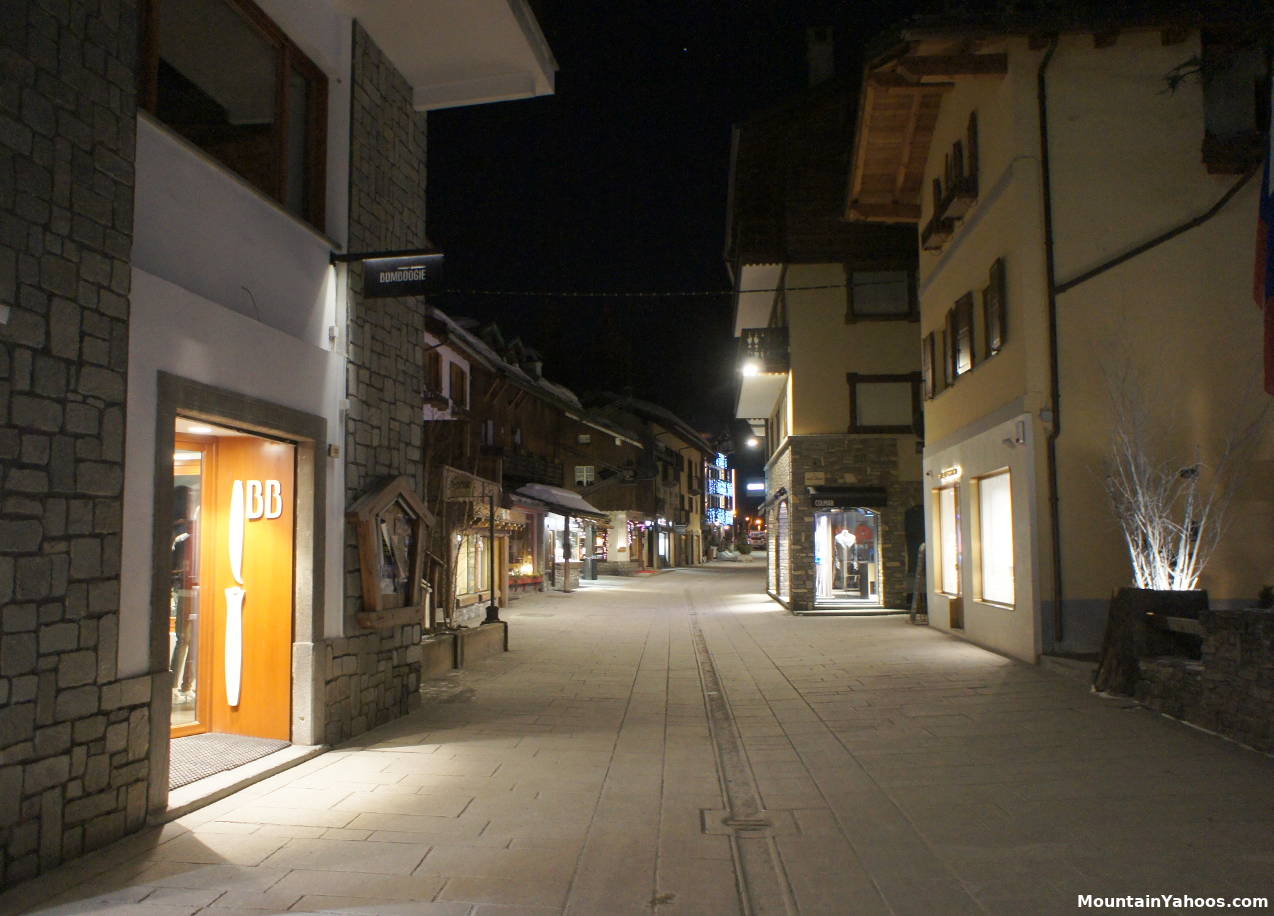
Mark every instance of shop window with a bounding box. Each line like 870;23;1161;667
935;485;960;596
983;258;1007;357
847;373;921;434
449;363;468;409
846;270;915;321
454;533;490;596
976;470;1014;606
575;465;595;486
953;293;975;377
140;0;327;227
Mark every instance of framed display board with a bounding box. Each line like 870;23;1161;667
347;476;434;629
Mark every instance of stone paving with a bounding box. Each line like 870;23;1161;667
2;562;1273;914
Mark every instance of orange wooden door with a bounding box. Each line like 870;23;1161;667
208;436;295;740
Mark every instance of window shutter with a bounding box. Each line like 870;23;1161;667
954;293;975;376
942;314;955;387
922;332;936;399
985;257;1006;355
967;111;979;190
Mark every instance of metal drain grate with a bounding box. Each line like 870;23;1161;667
169;733;290;789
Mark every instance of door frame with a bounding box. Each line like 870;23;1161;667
148;373;327;813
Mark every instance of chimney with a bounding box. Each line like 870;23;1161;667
521;358;542;379
806;26;834;86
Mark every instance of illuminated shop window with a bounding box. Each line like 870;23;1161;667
977;471;1014;606
935;485;960;596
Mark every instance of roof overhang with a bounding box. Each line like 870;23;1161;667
733;263;783;336
846;39;1006;223
339;0;557;110
735;372;786;421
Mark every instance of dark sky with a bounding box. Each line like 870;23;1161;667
425;1;916;442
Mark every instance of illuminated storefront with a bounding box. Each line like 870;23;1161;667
168;417;299;741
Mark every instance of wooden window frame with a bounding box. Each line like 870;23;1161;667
845;269;918;322
138;0;328;229
846;372;923;435
574;465;595;487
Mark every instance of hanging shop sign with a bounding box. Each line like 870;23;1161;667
938;465;962;484
363;252;443;298
331;247;444;299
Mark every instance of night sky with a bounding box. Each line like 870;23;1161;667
426;0;919;446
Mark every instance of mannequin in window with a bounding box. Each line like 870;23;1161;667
834;527;854;591
169;485;197;699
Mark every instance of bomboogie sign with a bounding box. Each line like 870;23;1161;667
363;252;444;298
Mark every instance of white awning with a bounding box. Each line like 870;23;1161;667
510;484;609;522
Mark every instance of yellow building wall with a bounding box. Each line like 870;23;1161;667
786;263;920;433
916;31;1273;656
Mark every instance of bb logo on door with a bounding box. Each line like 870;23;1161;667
241;480;284;520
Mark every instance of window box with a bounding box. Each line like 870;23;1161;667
921;214;957;251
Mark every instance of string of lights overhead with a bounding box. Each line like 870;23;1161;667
434;283;854;299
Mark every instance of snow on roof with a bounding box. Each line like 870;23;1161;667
428;306;581;409
511;483;609;520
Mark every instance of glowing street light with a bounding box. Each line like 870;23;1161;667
740;361;760;376
746;437;759;448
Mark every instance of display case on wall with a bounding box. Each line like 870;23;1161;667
347;476;435;629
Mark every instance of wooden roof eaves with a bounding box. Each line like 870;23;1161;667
846;63;951;224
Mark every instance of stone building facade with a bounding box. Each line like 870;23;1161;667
323;23;430;746
765;436;921;613
0;0;144;886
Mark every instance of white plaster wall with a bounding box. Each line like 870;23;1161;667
925;413;1042;662
119;269;346;677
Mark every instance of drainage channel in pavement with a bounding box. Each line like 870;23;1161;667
689;593;799;916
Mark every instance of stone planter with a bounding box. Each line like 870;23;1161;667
1093;587;1208;695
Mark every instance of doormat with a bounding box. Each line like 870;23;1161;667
169;733;290;790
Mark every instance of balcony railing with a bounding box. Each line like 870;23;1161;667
502;451;563;487
740;326;789;374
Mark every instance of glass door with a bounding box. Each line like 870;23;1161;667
171;436;211;736
813;508;881;607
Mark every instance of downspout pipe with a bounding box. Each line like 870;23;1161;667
1037;36;1065;647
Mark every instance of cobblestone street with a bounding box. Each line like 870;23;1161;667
3;563;1273;915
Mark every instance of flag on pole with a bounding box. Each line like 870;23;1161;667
1257;75;1274;395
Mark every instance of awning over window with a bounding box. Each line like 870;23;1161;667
510;484;610;522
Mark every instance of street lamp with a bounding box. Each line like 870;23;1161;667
740;361;760;376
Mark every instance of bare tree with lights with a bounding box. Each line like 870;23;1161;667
1103;369;1265;591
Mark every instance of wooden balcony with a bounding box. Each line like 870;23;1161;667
740;326;789;374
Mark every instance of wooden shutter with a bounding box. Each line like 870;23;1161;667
967;111;979;191
954;293;975;376
985;257;1006;355
425;350;442;393
922;332;936;399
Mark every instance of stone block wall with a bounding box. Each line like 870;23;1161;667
1198;608;1274;752
323;625;422;745
325;24;428;744
1134;608;1274;754
0;0;142;886
767;436;921;611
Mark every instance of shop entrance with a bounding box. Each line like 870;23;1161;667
169;417;296;742
813;508;882;608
